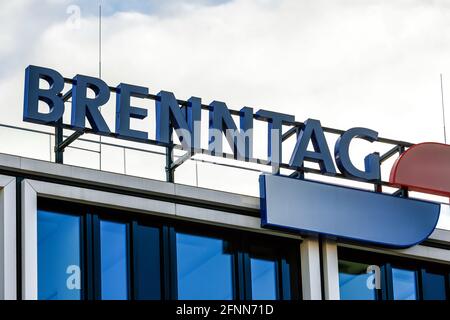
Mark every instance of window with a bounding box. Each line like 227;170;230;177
421;271;447;300
338;260;377;300
391;268;417;300
250;257;277;300
176;233;234;300
133;223;162;300
247;243;295;300
338;247;450;300
99;221;129;300
173;229;300;300
36;199;301;300
37;210;82;300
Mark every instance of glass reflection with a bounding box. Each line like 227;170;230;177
338;260;377;300
422;271;446;300
134;224;162;300
176;232;233;300
250;258;277;300
392;268;417;300
100;221;128;300
37;210;81;300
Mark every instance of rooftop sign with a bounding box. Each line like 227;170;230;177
24;65;384;181
23;65;445;248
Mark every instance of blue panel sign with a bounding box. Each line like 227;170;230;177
259;174;440;248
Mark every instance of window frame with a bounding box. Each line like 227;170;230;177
172;221;301;300
37;199;86;300
92;214;132;300
338;247;450;301
36;197;302;300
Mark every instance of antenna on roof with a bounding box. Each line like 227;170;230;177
98;1;103;170
441;73;447;144
98;2;102;79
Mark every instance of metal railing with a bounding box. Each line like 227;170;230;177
40;80;413;190
0;122;272;185
3;120;449;230
0;117;409;192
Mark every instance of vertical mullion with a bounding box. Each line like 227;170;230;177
418;269;426;300
235;250;245;300
162;226;170;300
169;227;178;300
447;272;450;301
274;258;281;300
126;222;133;300
79;213;86;300
382;263;394;300
91;214;101;300
162;226;177;300
131;221;139;300
84;213;94;300
242;252;252;300
234;235;249;300
240;235;252;300
279;258;291;300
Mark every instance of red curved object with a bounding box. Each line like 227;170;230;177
389;142;450;197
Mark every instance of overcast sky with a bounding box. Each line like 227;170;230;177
1;0;450;228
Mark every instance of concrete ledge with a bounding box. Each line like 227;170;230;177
25;179;300;240
174;184;260;211
339;242;450;265
0;152;259;213
27;180;176;217
174;204;300;239
429;228;450;244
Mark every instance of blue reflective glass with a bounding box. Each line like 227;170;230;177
100;221;128;300
392;268;417;300
250;258;277;300
134;224;161;300
37;210;81;300
338;260;377;300
422;271;447;300
176;232;233;299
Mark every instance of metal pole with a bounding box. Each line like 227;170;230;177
399;146;408;197
48;134;52;162
166;128;174;182
123;147;126;175
55;119;63;163
98;2;103;170
441;74;447;144
195;160;199;187
99;3;102;80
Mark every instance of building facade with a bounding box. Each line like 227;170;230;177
0;151;449;300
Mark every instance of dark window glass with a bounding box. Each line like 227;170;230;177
176;232;234;300
37;199;301;301
392;268;417;300
37;210;81;300
422;271;447;300
280;259;293;300
134;224;161;300
338;260;377;300
100;221;129;300
250;257;277;300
